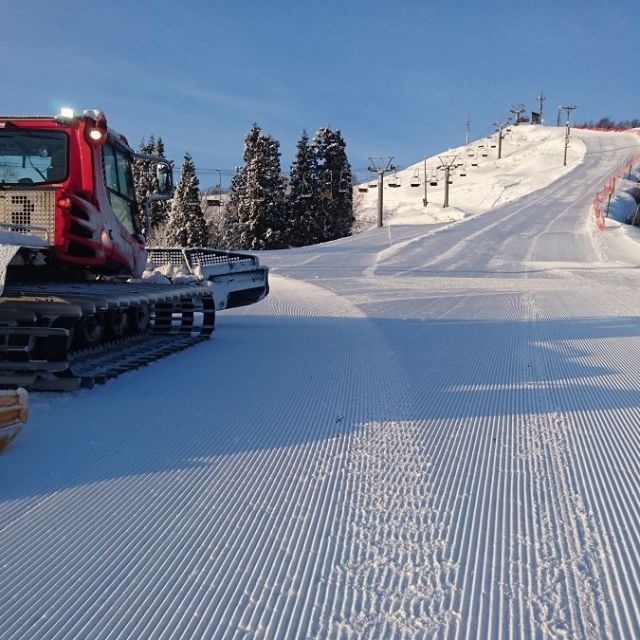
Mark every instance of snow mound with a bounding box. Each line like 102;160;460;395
140;261;199;284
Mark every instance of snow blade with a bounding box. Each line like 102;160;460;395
0;388;28;452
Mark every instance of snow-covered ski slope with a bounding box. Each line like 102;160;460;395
354;124;587;227
2;129;640;639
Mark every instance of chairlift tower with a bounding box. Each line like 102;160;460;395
438;155;458;208
214;169;223;211
368;156;395;227
510;103;526;125
537;90;546;122
423;157;428;207
465;115;471;146
493;120;509;159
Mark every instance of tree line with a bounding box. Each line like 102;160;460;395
575;117;640;130
133;125;354;251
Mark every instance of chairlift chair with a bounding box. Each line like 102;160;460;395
323;170;333;196
389;173;401;188
410;170;420;187
338;172;351;193
358;184;369;193
300;180;313;198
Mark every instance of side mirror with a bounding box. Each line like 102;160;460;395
156;163;173;195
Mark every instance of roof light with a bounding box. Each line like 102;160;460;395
84;111;108;146
59;107;75;120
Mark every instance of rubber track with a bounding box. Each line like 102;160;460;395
0;280;215;391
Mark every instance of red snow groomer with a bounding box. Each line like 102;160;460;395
0;109;268;395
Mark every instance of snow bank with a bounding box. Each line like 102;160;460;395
604;182;639;224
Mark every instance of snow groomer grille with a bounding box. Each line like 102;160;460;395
147;248;260;271
0;189;55;241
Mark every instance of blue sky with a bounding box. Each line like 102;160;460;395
2;0;638;188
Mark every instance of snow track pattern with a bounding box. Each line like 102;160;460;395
2;131;640;639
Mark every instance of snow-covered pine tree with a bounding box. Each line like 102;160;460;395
220;124;286;250
286;131;318;247
132;136;156;232
152;137;171;228
167;153;209;247
310;128;354;243
220;165;248;249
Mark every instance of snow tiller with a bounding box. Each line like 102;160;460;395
0;109;268;391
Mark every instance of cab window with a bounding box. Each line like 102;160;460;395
102;143;139;234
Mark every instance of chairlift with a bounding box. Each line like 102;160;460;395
388;173;401;188
410;170;420;187
429;169;439;186
481;150;488;157
459;166;467;177
358;184;369;193
323;170;333;196
300;180;313;198
338;172;351;193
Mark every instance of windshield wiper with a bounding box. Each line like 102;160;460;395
7;137;47;183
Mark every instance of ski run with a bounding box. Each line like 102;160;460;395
2;126;640;639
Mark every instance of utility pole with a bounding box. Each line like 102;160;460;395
438;155;458;208
368;156;395;227
465;115;471;146
493;120;508;160
214;169;223;213
423;156;428;207
537;90;546;122
560;105;576;166
560;104;576;125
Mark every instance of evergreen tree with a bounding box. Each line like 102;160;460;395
285;131;318;247
221;124;286;250
152;136;171;227
131;135;173;234
132;136;156;232
167;153;209;247
309;127;354;243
